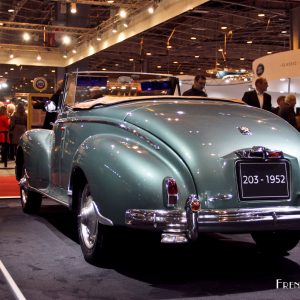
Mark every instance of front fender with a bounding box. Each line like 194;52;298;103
71;133;196;225
17;129;53;188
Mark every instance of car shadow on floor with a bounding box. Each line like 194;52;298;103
37;203;300;297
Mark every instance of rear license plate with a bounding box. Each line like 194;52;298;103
236;161;290;200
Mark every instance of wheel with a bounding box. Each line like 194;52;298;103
77;182;111;265
251;231;300;255
19;168;42;214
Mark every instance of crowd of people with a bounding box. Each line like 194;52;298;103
0;101;27;163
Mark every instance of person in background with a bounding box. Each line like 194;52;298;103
242;77;272;111
10;102;27;158
7;103;16;160
32;80;64;129
272;95;286;115
182;75;207;96
278;94;298;130
0;105;10;163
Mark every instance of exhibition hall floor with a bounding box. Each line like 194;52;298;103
1;198;300;299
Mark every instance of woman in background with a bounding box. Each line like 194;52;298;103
10;102;27;158
7;103;16;160
0;105;10;163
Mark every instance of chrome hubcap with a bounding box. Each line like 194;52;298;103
79;190;98;249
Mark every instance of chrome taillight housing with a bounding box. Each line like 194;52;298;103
163;177;179;208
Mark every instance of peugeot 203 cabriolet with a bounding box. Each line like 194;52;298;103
16;71;300;264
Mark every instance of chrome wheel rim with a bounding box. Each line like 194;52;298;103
79;187;98;249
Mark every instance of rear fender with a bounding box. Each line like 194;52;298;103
70;133;195;225
17;129;54;188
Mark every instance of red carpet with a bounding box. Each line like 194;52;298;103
0;176;20;198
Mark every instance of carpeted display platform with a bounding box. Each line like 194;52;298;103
0;176;20;198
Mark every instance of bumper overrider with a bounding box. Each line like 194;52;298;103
125;195;300;243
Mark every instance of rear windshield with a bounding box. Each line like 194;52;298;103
74;73;178;104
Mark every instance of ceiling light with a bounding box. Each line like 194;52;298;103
107;0;114;3
280;78;286;81
218;48;223;52
281;30;287;34
70;2;77;14
23;32;31;41
190;36;197;40
0;22;4;26
51;69;56;73
173;61;178;64
258;13;265;17
8;9;15;13
10;68;14;71
146;52;152;56
112;26;117;33
123;21;129;28
221;26;227;30
63;52;67;58
267;51;272;54
9;52;14;59
36;53;42;61
157;65;161;68
240;57;245;60
195;55;199;58
167;45;172;49
96;33;102;41
102;68;107;71
246;40;253;44
148;6;154;14
129;58;134;61
119;9;127;18
62;35;71;45
72;49;77;54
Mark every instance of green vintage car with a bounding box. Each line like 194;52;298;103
16;71;300;264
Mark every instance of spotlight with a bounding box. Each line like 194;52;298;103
62;35;71;45
70;2;77;14
23;32;31;41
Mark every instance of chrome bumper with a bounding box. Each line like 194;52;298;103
125;206;300;243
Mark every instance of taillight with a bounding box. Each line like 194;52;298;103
164;177;179;207
267;150;283;158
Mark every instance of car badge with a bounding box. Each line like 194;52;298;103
237;126;252;135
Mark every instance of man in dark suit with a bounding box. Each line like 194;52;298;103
242;77;272;111
183;75;207;97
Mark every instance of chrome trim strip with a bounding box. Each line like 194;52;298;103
208;193;233;202
56;119;160;150
236;146;284;159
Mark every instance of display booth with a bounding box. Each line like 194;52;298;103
252;49;300;107
15;93;53;129
178;75;252;99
